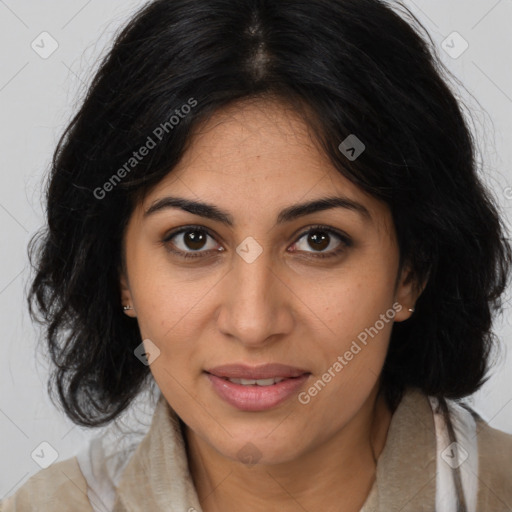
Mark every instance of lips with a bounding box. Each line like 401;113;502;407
204;363;312;411
204;363;310;380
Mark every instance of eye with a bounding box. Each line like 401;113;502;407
289;225;352;259
162;224;352;261
162;226;223;259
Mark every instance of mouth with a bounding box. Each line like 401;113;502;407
204;362;310;380
204;363;311;411
214;376;294;386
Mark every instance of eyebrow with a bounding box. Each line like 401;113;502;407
144;195;372;225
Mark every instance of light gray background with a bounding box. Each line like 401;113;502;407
1;0;511;500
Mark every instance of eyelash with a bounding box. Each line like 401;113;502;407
162;224;352;261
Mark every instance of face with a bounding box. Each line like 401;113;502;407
120;98;417;466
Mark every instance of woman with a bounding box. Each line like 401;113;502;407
2;0;511;510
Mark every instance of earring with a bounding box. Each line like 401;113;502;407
123;305;132;311
408;308;415;313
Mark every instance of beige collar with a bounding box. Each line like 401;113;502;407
113;388;437;511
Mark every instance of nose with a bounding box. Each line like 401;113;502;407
216;246;294;348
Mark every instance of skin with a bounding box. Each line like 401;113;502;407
120;98;423;512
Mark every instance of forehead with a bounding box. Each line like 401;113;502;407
138;98;392;233
170;98;328;184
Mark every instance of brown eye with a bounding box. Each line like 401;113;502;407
307;231;330;251
290;226;352;259
182;230;208;250
163;226;222;258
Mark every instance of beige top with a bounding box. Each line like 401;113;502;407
1;388;511;511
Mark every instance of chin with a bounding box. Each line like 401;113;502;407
212;430;305;467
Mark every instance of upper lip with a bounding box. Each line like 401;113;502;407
205;363;310;380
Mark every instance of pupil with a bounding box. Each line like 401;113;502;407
309;231;329;251
185;231;206;250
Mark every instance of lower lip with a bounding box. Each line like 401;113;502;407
205;372;311;411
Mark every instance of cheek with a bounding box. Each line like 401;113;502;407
304;265;396;339
300;259;397;377
299;280;395;415
130;275;220;397
129;248;215;339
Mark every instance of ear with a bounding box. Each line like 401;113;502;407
393;263;427;322
119;267;137;318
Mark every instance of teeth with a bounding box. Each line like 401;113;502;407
227;377;287;386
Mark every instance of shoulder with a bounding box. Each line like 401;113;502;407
0;457;93;512
448;400;512;509
472;414;512;508
458;402;512;468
